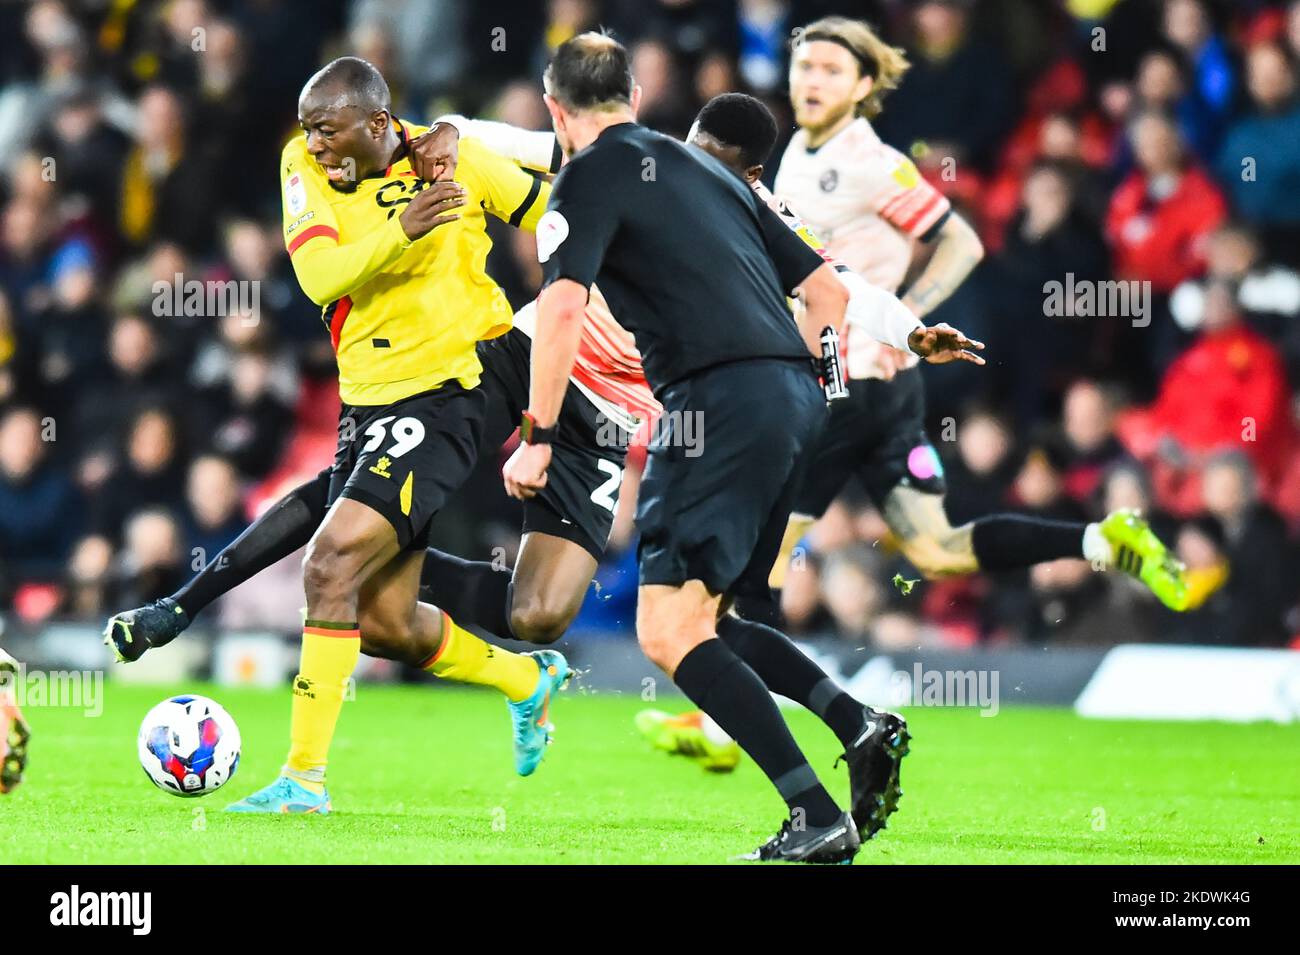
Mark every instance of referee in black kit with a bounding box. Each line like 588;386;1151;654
503;31;872;863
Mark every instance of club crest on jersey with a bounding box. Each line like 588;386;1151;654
536;210;569;264
819;169;839;193
285;173;307;216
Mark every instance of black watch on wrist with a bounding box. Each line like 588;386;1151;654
520;411;557;445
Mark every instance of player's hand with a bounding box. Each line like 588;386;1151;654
503;442;552;501
408;122;459;182
907;323;986;365
399;181;466;241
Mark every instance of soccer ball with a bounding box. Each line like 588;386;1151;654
138;695;241;797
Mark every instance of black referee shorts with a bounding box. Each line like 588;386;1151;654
792;366;946;519
636;357;827;598
477;329;629;559
329;382;486;551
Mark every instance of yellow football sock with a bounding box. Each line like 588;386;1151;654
285;621;361;792
421;612;539;703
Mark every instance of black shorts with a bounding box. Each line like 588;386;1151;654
477;329;629;559
329;382;486;550
636;358;827;598
793;366;946;518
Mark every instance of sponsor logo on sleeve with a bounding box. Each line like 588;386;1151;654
286;210;316;234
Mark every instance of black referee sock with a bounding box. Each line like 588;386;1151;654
718;615;866;748
970;515;1086;572
672;638;841;828
419;549;514;640
732;588;785;629
171;472;329;620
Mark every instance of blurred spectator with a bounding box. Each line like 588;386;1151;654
780;554;834;636
1118;278;1296;509
117;85;220;255
61;533;112;620
876;0;1016;172
995;162;1109;424
1162;0;1236;118
1215;43;1300;265
1106;110;1226;294
737;0;791;93
943;408;1017;525
28;239;107;420
0;406;81;588
1132;46;1223;161
31;88;130;221
184;453;247;564
90;406;186;543
71;312;178;456
1195;451;1295;645
195;345;294;480
1169;222;1300;378
820;544;885;642
1058;380;1129;504
630;39;696;138
111;507;186;609
0;196;55;327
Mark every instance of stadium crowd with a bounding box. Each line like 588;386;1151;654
1;0;1298;649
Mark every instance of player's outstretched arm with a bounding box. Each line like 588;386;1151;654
413;116;561;181
899;211;984;319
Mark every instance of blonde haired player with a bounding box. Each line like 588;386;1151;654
771;16;1186;610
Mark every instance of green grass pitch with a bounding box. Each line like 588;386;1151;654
4;681;1297;864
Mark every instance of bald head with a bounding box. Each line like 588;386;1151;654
299;56;390;115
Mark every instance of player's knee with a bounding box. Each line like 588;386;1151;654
302;537;365;605
509;598;575;644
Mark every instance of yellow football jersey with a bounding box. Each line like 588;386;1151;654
280;119;549;405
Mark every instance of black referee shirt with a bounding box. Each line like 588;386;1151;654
538;122;824;392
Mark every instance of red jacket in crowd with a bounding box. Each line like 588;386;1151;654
1105;165;1227;293
1119;321;1296;510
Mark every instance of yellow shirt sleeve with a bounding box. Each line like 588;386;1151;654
280;143;413;306
459;138;551;233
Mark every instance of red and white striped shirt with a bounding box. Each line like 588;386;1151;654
512;286;661;433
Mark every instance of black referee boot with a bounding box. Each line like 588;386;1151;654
838;707;911;841
738;810;860;864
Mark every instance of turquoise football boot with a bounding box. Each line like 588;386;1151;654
508;650;571;776
225;775;331;814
